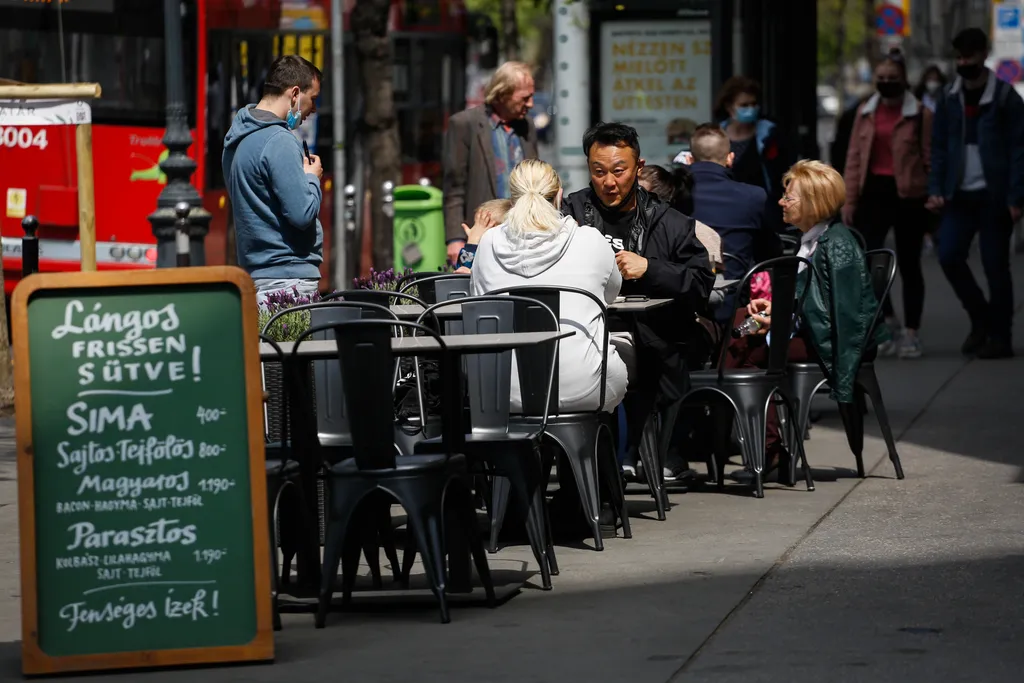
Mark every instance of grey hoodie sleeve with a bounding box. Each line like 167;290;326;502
263;132;322;230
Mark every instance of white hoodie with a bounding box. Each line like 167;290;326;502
471;215;628;413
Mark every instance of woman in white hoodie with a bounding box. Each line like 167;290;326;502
470;159;629;413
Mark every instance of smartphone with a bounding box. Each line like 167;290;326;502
302;141;311;162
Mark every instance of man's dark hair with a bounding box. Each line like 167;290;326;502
952;27;988;56
262;55;322;97
583;122;641;159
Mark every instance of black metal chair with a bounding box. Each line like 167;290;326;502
262;301;408;590
412;295;561;589
259;335;311;631
398;272;470;304
302;318;495;627
487;285;632;550
785;248;904;480
683;255;815;498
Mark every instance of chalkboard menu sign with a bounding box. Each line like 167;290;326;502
12;268;273;675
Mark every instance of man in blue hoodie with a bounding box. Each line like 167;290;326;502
222;55;324;305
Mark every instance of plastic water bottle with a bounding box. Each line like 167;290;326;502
732;315;764;338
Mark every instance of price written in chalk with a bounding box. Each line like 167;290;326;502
198;443;225;458
193;549;228;565
197;479;236;495
195;407;226;425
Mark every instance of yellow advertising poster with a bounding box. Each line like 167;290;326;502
6;187;26;220
600;20;713;165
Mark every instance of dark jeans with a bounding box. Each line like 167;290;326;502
937;191;1015;341
855;175;927;330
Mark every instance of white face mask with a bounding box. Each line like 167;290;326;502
925;80;942;94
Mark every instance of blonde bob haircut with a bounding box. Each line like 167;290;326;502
484;61;533;106
505;159;563;238
782;160;846;225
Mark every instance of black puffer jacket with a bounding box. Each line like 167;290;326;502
563;186;714;400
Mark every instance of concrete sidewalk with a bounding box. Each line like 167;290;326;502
0;252;1019;682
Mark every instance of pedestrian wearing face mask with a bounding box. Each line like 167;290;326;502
914;64;947;114
715;76;793;232
222;55;324;306
841;48;931;359
927;27;1024;359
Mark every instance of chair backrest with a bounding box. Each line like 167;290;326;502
487;285;609;416
309;305;363;451
419;294;560;433
714;254;814;381
294;319;443;470
323;289;432;322
260;300;394;335
398;273;469;305
847;225;867;251
434;277;471;335
259;334;290;448
864;248;897;341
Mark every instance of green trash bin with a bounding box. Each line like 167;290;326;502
392;184;447;274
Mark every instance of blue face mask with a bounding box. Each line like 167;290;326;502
734;105;760;124
286;102;301;130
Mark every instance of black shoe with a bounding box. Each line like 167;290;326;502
961;328;988;356
598;503;620;539
976;339;1014;359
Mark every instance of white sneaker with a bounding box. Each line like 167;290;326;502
878;319;903;357
898;334;922;359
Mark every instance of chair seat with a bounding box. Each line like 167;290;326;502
266;459;301;477
330;453;450;476
414;431;539;457
690;369;778;385
788;362;823;374
318;434;353;449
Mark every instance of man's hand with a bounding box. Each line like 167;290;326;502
1010;206;1022;222
462;207;500;245
615;250;648;280
447;240;466;264
841;204;856;227
747;298;772;334
925;195;945;213
303;154;323;179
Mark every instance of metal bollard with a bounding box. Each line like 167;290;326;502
381;180;395;219
21;215;39;278
174;202;191;267
344;184;357;233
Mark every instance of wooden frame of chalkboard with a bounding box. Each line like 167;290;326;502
12;267;274;675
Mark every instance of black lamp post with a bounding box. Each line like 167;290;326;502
147;0;211;267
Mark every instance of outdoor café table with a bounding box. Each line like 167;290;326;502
390;297;676;320
259;329;574;592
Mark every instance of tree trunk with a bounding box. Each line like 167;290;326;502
500;0;520;61
352;0;399;270
862;0;878;69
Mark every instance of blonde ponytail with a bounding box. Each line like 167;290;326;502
505;159;564;238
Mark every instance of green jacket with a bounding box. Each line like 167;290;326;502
799;221;887;403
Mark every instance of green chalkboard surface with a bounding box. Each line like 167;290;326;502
14;268;273;675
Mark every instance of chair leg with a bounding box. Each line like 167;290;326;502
736;401;769;499
266;477;284;631
551;428;604;551
487;476;511;553
451;479;497;606
838;400;866;478
341;508;366;605
777;389;815;492
315;482;365;629
637;411;667;520
375;498;402;583
858;364;905;479
597;423;632;540
498;458;552;590
393;478;450;624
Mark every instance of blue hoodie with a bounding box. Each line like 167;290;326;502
222;106;323;279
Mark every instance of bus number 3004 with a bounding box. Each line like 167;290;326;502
0;127;48;150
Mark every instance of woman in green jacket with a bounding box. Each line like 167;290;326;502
729;160;885;480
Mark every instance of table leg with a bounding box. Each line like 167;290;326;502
438;351;472;592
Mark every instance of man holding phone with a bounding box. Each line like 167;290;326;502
222;55;324;306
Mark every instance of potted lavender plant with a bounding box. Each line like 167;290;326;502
259;287;323;442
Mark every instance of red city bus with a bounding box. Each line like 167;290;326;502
0;0;467;293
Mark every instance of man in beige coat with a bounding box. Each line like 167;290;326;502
442;61;540;263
